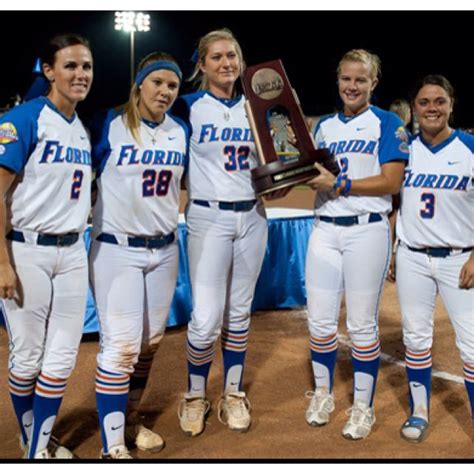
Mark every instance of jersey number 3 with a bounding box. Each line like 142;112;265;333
142;169;173;197
420;192;435;219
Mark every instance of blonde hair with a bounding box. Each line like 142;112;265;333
123;52;179;144
337;49;381;81
389;98;411;126
189;29;245;92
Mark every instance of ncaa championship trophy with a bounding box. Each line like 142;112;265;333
242;60;339;196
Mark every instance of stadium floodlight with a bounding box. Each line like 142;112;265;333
114;11;151;83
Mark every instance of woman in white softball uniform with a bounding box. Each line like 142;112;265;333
0;34;93;459
396;74;474;443
90;53;187;459
304;49;409;440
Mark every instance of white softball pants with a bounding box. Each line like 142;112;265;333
185;201;268;347
2;238;89;380
396;244;474;363
306;218;391;343
90;239;179;374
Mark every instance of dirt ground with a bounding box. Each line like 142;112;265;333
0;188;472;461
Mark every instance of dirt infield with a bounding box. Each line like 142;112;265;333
0;188;472;460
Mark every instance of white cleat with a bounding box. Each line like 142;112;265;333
305;388;335;427
342;399;375;440
217;392;251;432
125;423;164;453
101;444;133;459
34;448;52;459
20;434;75;459
178;395;211;437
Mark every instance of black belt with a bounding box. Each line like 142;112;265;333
7;230;79;247
319;213;383;226
407;246;473;258
96;232;175;249
193;199;257;212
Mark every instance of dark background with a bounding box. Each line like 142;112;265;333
1;10;472;127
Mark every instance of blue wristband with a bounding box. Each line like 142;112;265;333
341;178;352;196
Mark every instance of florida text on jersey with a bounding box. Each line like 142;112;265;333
91;108;188;237
172;91;258;201
313;105;409;216
0;96;92;234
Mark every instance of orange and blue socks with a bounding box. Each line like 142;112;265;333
309;333;338;392
27;373;67;458
405;349;432;417
221;327;249;393
463;363;474;421
8;372;35;447
186;339;215;398
352;340;381;407
95;366;130;453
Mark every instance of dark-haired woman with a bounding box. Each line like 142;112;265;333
0;34;93;459
90;53;186;459
395;75;474;442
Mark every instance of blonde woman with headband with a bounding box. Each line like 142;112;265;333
303;49;409;439
172;29;286;438
90;52;187;458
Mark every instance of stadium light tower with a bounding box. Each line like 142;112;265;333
115;11;151;85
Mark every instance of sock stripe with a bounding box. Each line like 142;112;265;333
310;333;338;353
8;373;35;397
352;340;381;362
95;368;130;395
221;329;248;353
405;350;432;369
187;340;215;366
35;374;67;399
464;364;474;382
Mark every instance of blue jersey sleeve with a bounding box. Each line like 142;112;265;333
372;108;409;165
0;99;43;173
90;108;118;176
168;113;191;173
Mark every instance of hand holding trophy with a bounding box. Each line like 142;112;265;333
241;60;339;196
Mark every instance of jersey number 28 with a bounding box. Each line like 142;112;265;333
142;169;173;197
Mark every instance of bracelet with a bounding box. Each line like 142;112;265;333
341;178;352;196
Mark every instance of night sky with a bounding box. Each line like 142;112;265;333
1;10;472;127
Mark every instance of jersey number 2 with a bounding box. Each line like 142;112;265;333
142;169;172;197
70;170;84;200
420;193;435;219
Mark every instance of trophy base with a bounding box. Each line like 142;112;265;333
251;157;319;197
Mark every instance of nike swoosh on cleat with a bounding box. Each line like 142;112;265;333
42;431;52;436
356;127;366;131
412;383;423;388
111;425;123;431
447;161;460;165
24;423;32;428
354;387;366;392
168;136;177;140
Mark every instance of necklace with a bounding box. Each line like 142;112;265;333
142;118;164;145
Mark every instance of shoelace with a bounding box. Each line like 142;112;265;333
346;405;371;427
180;399;209;421
305;390;332;412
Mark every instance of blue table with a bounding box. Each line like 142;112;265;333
2;209;315;333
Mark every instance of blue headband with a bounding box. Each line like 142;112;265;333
135;60;183;87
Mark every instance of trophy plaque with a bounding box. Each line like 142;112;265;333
242;60;339;196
